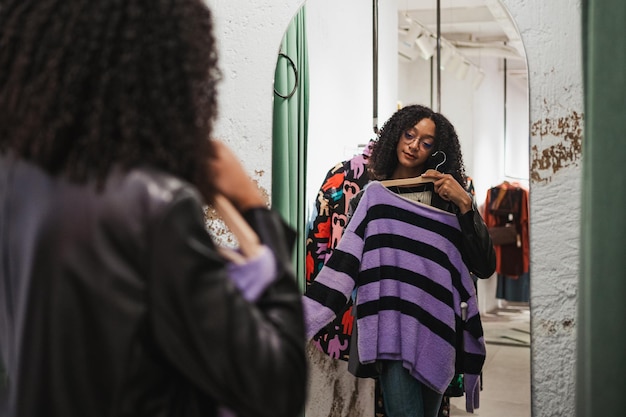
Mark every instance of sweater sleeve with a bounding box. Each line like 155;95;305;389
225;245;276;301
302;243;362;339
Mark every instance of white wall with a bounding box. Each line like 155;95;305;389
205;0;305;197
505;73;531;183
472;58;506;207
305;0;398;207
305;0;374;206
205;0;583;416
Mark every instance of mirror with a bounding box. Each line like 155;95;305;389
280;0;530;416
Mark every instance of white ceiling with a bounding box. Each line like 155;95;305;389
397;0;527;73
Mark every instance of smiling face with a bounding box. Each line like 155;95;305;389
392;117;436;179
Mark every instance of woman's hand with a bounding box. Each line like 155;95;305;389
208;140;266;212
421;169;472;214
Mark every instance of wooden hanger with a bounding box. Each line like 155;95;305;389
380;175;433;187
213;194;263;264
380;151;446;188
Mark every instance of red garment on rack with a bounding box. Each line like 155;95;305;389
483;182;529;277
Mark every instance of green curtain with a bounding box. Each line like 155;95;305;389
272;6;309;292
578;1;626;415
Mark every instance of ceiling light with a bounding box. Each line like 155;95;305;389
398;41;419;61
446;54;463;73
473;71;486;89
439;46;454;69
403;24;421;43
456;60;471;80
415;34;435;60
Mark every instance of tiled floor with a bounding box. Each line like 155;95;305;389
449;304;531;417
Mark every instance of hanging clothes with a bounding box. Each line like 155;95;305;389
304;139;375;360
304;181;486;413
483;182;529;277
496;271;530;302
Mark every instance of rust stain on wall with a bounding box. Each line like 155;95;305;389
530;111;584;183
329;380;346;417
538;318;576;336
346;379;361;417
328;371;365;417
256;183;269;205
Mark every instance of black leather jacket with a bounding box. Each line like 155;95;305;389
429;190;496;279
0;154;307;417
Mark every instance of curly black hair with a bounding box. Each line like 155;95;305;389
0;0;221;199
368;104;467;188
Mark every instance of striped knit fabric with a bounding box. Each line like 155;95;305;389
303;181;486;412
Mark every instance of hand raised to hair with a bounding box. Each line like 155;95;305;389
208;140;266;212
421;169;472;214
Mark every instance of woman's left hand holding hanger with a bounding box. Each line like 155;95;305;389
421;169;472;214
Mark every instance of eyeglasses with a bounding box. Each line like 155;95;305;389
402;131;434;151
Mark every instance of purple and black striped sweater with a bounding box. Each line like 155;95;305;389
303;181;486;412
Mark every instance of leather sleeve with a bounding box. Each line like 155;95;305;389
148;189;306;417
456;206;497;279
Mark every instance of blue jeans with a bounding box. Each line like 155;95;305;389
379;361;443;417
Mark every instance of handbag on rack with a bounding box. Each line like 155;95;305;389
487;224;518;246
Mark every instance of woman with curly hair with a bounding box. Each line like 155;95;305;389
369;104;467;187
0;1;306;417
303;104;495;417
366;104;494;275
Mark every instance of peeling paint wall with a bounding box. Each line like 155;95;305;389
501;1;583;416
531;111;584;183
205;179;270;247
207;0;583;416
205;0;303;198
306;345;375;417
